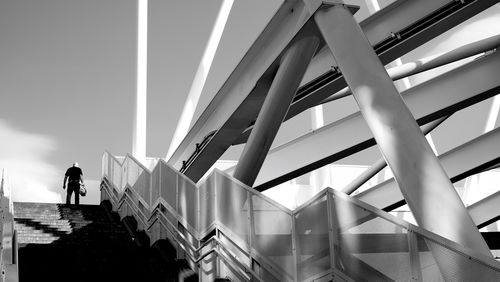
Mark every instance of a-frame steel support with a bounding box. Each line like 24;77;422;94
313;1;491;256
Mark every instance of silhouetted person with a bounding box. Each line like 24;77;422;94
63;162;84;205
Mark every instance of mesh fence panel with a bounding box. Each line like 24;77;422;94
111;158;123;193
215;173;250;245
418;244;444;282
332;194;411;281
160;162;177;211
102;153;108;177
252;194;294;279
198;176;215;233
423;237;500;282
177;174;198;230
101;156;500;282
128;160;150;205
151;164;161;205
295;195;331;281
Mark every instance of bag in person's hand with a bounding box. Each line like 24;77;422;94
79;184;87;197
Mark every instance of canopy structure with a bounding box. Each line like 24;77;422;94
117;0;500;280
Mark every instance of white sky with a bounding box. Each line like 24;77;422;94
0;0;282;204
0;0;499;204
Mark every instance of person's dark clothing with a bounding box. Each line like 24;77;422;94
66;183;80;205
65;166;83;205
65;166;83;181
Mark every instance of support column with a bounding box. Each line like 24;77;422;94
314;3;491;256
342;115;448;195
364;0;441;156
367;0;438;155
234;36;320;187
133;0;148;161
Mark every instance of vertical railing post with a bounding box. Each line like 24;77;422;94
326;190;339;275
149;169;153;210
291;210;299;282
247;191;255;270
408;230;423;281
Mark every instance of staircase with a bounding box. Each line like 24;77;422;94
13;202;186;282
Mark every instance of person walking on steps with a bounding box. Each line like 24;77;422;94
63;162;85;206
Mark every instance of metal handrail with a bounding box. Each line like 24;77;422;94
102;180;263;281
179;130;217;174
102;163;296;281
102;151;500;281
330;188;500;268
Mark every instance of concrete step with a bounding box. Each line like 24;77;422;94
14;201;180;282
14;223;72;230
15;218;71;224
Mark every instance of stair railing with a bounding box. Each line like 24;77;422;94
0;169;18;282
101;177;263;281
102;151;500;282
101;151;286;280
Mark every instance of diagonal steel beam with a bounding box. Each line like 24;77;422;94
234;0;500;146
342;115;449;195
254;51;500;190
169;0;499;182
316;0;490;257
167;0;325;178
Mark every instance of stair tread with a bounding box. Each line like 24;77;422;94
13;201;196;282
13;201;182;282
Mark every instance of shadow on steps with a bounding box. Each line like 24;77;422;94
14;201;195;282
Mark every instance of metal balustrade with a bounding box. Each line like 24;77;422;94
101;151;500;281
0;169;18;282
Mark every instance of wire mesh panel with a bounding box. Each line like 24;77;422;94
121;159;127;192
251;193;294;280
417;239;445;282
160;162;177;211
295;195;331;281
177;173;198;230
111;157;123;193
101;152;500;282
126;158;139;188
329;189;500;282
151;163;161;205
215;172;250;246
331;193;411;282
198;174;216;234
137;166;151;205
420;237;500;282
102;153;108;177
127;158;151;205
260;267;283;282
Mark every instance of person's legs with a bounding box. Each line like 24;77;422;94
66;187;73;205
74;185;80;206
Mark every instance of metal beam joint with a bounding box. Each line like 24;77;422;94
303;0;359;15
